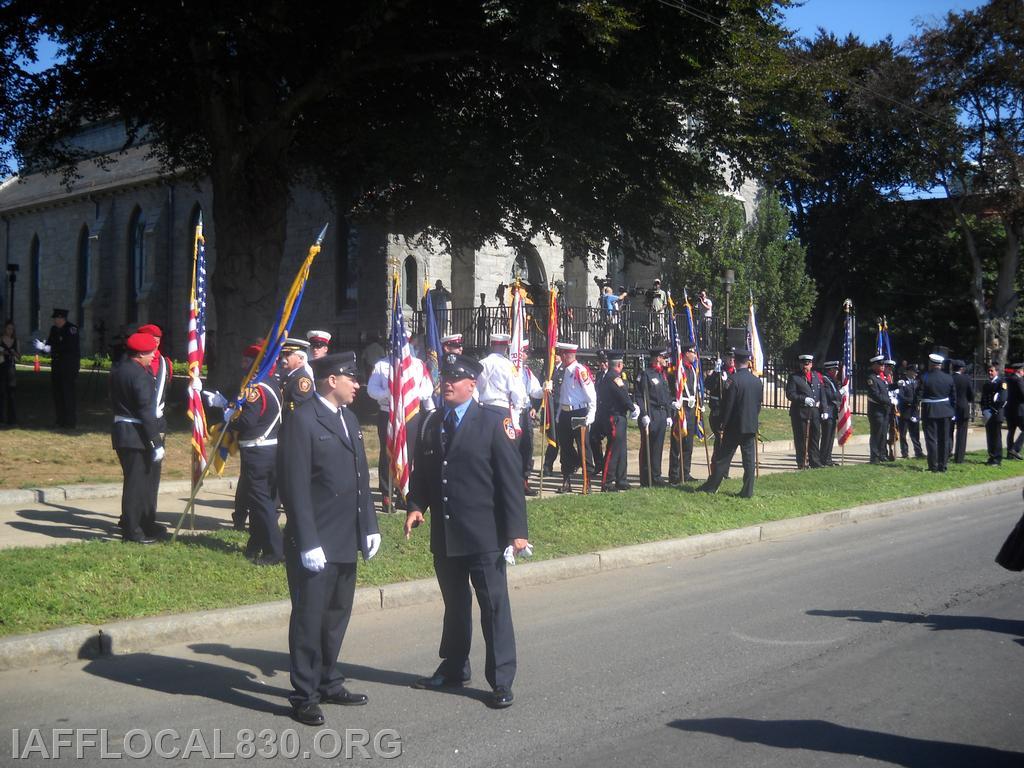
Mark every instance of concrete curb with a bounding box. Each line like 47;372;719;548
0;477;241;506
0;475;1019;672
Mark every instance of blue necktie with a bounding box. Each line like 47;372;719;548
442;409;457;454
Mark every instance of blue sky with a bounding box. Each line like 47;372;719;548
782;0;986;45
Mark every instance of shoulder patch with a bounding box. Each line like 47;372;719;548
502;417;517;441
246;388;261;403
577;366;591;383
615;377;624;387
297;376;312;394
69;326;78;335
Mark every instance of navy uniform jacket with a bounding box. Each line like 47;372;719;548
110;358;162;451
865;373;892;415
46;322;81;373
597;371;634;417
786;371;823;418
277;397;378;563
820;375;841;418
952;373;974;419
408;399;527;558
1005;375;1024;422
282;365;315;415
636;367;672;417
980;377;1006;423
230;381;282;443
919;370;956;419
897;377;921;418
719;368;762;435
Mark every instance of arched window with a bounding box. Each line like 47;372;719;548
127;206;145;323
77;225;90;324
29;235;40;333
403;255;418;308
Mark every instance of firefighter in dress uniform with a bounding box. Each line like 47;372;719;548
599;351;638;492
544;341;596;494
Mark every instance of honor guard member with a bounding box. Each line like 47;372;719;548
545;342;596;493
950;359;974;464
405;353;530;709
668;344;699;483
636;347;673;486
599;351;638;491
136;324;172;534
367;329;435;511
517;340;544;496
440;333;464;355
1005;364;1024;459
279;338;315;414
34;308;81;428
818;361;841;466
705;350;735;470
699;349;762;498
920;353;956;472
786;354;824;469
229;343;284;565
896;364;924;459
111;332;165;543
865;355;892;464
541;356;565;477
476;333;528;427
980;362;1006;465
589;350;610;470
278;351;379;727
306;329;332;360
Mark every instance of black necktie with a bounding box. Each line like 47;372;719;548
442;409;457;454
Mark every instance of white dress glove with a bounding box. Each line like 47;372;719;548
585;414;594;426
33;339;51;354
671;400;681;411
152;446;165;462
821;412;829;421
543;380;553;392
422;398;436;413
685;396;696;408
803;397;815;407
630;404;641;420
301;547;327;573
641;415;651;427
910;416;918;423
666;417;673;427
364;533;381;560
203;390;229;409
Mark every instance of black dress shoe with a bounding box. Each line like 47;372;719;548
232;522;247;532
616;483;631;491
653;479;669;487
683;475;697;482
144;523;168;538
524;483;539;497
556;479;572;494
413;673;468;690
489;686;514;709
291;703;325;726
254;555;284;566
601;485;618;492
321;687;368;706
123;536;157;545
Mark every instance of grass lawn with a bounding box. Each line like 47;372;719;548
1;451;1020;637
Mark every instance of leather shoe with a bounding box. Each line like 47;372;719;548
123;536;156;545
413;673;469;690
291;703;325;726
683;475;697;482
254;555;284;566
488;686;514;709
524;482;539;497
321;686;368;706
144;523;168;539
556;479;572;494
601;485;618;492
615;483;631;491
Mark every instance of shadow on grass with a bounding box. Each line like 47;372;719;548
8;503;234;544
807;608;1024;646
668;717;1024;768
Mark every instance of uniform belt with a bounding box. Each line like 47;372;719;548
560;404;586;412
114;415;142;424
482;399;510;409
239;438;277;448
922;397;949;404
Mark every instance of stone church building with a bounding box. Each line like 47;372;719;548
0;120;757;360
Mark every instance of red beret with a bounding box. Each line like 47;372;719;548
243;343;263;359
126;332;159;353
136;323;162;337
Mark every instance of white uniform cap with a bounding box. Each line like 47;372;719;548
490;333;511;343
798;354;813;361
869;354;885;363
928;353;944;364
441;333;463;345
555;341;578;351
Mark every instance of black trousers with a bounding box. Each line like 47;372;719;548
284;542;357;708
556;409;594;479
433;551;517;690
899;415;923;458
52;367;77;428
589;420;606;475
1006;417;1024;456
701;431;756;498
117;448;158;540
601;415;629;489
375;410;422;504
519;409;534;480
791;410;822;468
638;409;667;485
240;445;282;559
953;410;970;463
668;406;696;481
0;370;15;424
867;407;890;463
233;471;250;529
924;417;951;471
820;412;837;464
986;417;1003;463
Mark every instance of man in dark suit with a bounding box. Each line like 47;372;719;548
950;360;974;463
636;348;672;486
1004;364;1024;459
865;355;892;464
598;351;637;492
110;332;165;543
819;361;842;466
980;362;1006;466
785;354;823;469
896;364;924;459
698;349;762;498
405;353;530;709
35;308;81;428
278;351;380;726
920;353;957;472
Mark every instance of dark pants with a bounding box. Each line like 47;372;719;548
924;417;951;471
899;415;923;458
284;542;357;708
433;552;517;690
601;415;629;489
241;446;282;559
52;367;77;428
701;431;756;498
233;471;250;529
519;410;534;480
0;369;15;425
668;406;696;482
117;448;158;540
556;409;593;480
375;409;422;505
867;407;890;463
589;421;606;475
953;410;970;463
791;410;822;468
986;417;1003;463
1007;418;1024;456
638;409;667;485
820;412;837;464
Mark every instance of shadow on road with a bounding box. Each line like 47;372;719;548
669;717;1024;768
807;608;1024;646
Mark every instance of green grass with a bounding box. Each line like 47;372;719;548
1;451;1021;638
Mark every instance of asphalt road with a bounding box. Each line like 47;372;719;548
2;486;1022;767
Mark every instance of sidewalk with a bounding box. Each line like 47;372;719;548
0;429;988;551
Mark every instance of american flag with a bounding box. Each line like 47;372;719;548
186;217;209;482
667;294;687;437
388;274;419;499
838;302;855;446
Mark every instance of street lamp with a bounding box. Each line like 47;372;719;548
722;268;735;328
5;264;18;321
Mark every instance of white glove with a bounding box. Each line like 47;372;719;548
301;547;327;573
889;392;899;405
803;397;815;407
685;396;696;408
910;416;918;423
203;390;229;409
364;533;381;561
671;400;681;411
821;412;829;421
503;542;534;565
422;398;436;412
585;414;594;427
666;417;673;427
189;377;202;392
543;380;553;392
33;339;51;354
152;446;165;462
630;404;640;420
951;415;956;422
641;415;651;428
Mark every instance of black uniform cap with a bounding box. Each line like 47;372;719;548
442;353;483;380
608;350;625;364
312;351;358;379
733;349;752;362
51;308;69;319
649;347;668;358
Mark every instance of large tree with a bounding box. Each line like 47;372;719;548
2;1;814;378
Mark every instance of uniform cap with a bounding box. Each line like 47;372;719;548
312;351;358;379
137;323;162;337
884;359;896;366
555;341;578;351
490;333;511;343
51;308;69;319
441;353;484;380
681;344;695;354
823;361;840;369
906;364;919;372
649;347;668;358
928;353;944;364
243;343;263;359
281;337;311;352
126;332;159;353
653;278;661;285
306;329;332;345
870;354;885;364
440;333;463;345
798;354;813;361
608;350;625;364
733;349;752;361
951;359;965;369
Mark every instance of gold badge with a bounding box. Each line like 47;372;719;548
246;388;260;403
297;376;312;394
